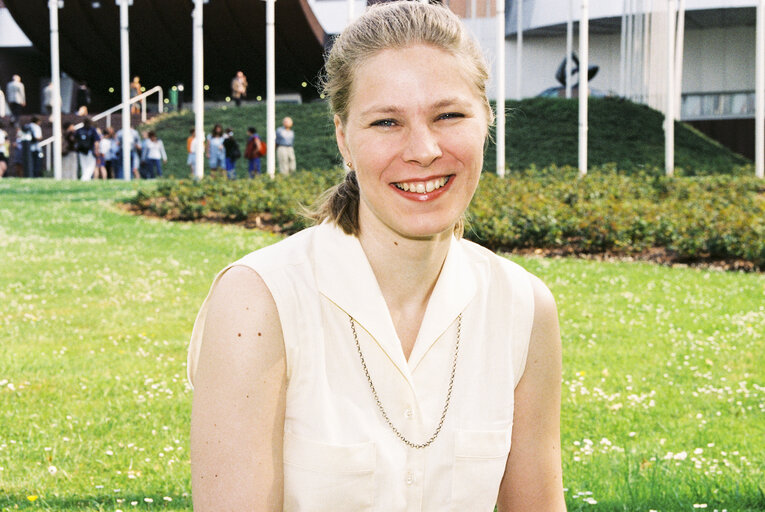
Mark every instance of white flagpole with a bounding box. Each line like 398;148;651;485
578;0;588;177
497;0;506;177
516;0;523;100
49;0;62;180
620;0;627;98
193;0;204;180
566;0;573;99
675;0;685;120
757;0;764;178
266;0;276;178
119;0;131;181
665;0;676;177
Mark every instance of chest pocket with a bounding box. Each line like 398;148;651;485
450;429;512;512
283;431;376;512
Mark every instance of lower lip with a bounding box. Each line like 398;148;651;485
390;176;454;202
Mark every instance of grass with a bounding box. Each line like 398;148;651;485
144;98;750;180
1;180;763;511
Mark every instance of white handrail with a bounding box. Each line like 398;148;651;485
38;85;164;171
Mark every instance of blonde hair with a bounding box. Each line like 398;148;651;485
311;0;492;236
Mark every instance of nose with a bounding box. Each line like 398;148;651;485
402;122;442;167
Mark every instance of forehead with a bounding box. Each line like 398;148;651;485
347;45;482;117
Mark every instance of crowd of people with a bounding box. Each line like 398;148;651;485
1;71;298;180
192;116;295;179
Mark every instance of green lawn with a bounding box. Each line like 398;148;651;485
1;180;763;511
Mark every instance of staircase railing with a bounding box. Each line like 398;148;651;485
38;85;164;171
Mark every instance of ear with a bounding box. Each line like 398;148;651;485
334;114;350;165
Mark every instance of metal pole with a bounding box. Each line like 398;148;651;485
675;0;685;119
665;0;676;177
516;0;523;100
757;0;765;178
193;0;204;180
497;0;506;177
626;0;634;100
266;0;276;178
566;0;573;99
49;0;62;180
643;0;652;105
119;0;131;181
578;0;588;177
620;0;627;98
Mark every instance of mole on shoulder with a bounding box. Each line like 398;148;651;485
258;332;262;336
237;333;242;337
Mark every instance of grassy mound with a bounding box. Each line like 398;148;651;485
147;98;749;178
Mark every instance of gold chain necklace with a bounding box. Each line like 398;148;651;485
349;314;461;449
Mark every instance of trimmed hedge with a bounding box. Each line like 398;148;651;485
127;168;765;269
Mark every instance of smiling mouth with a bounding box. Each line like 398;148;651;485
393;176;451;194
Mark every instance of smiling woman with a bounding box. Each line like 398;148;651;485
187;2;566;511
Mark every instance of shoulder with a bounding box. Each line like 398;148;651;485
232;226;319;277
458;238;533;290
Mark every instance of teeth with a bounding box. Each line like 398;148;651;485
395;176;449;194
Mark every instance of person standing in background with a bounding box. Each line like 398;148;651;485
244;126;264;178
130;77;142;114
0;121;8;177
222;128;241;180
206;124;226;177
230;71;248;107
6;75;26;124
186;128;200;177
275;116;296;175
143;130;167;179
75;117;100;181
76;82;91;116
93;127;108;180
116;126;142;179
61;122;78;180
22;116;43;178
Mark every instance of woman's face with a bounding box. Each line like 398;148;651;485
335;44;488;240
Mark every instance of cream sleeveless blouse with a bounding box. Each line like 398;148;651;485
188;223;534;511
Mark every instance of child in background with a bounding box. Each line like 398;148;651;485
244;126;264;178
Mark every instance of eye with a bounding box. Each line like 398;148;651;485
437;112;465;121
370;119;396;128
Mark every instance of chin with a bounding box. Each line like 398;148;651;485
391;218;459;240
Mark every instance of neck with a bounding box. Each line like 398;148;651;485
357;207;453;357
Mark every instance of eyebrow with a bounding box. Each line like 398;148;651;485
359;97;468;118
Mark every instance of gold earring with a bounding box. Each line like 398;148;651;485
346;161;353;169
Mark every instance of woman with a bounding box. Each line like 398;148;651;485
142;130;167;179
205;124;226;176
189;2;565;511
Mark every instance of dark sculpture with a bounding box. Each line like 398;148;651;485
555;53;599;87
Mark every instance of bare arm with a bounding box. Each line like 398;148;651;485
190;266;286;511
497;275;566;511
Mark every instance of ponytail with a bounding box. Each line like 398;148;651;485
306;171;361;236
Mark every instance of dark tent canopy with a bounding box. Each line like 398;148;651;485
4;0;327;108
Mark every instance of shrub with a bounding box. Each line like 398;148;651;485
125;167;765;269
